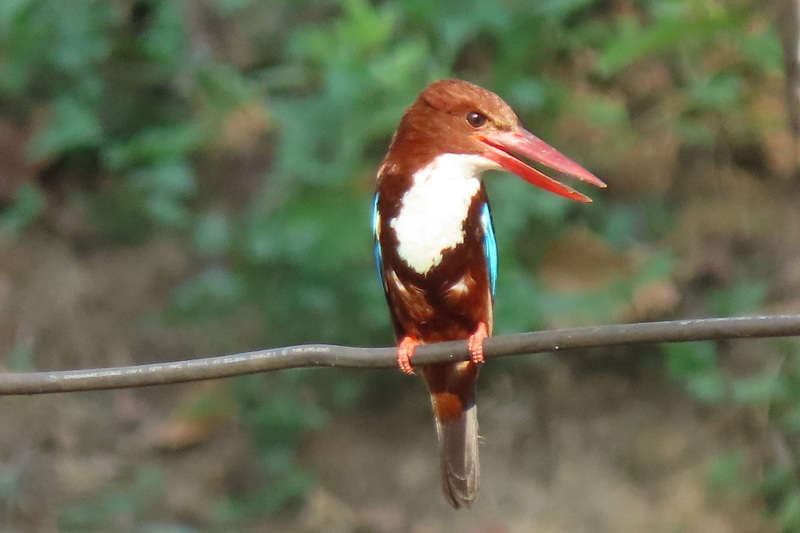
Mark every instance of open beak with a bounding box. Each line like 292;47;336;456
474;128;606;203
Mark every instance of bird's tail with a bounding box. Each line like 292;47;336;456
422;362;480;509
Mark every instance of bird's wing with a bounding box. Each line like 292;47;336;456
480;201;497;298
372;193;386;290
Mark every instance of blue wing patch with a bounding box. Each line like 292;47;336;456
481;202;497;297
372;193;385;288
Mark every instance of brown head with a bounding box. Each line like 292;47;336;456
381;79;606;202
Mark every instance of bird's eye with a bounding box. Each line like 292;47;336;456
466;111;488;128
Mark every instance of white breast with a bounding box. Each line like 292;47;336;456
390;153;497;274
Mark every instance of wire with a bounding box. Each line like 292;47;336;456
1;314;799;396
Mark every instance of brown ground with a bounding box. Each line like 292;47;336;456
0;224;784;533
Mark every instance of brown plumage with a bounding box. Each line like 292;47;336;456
375;183;490;507
373;79;604;508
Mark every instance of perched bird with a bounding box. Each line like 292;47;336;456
372;79;605;508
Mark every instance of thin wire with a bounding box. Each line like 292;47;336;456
1;314;799;395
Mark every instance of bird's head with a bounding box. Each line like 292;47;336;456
384;79;606;202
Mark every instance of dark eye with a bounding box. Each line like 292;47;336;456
466;111;488;128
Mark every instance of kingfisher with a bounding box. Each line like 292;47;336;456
372;79;605;508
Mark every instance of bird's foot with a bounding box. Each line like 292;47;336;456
397;336;419;375
467;322;489;365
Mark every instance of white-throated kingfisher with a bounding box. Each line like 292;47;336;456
372;79;605;508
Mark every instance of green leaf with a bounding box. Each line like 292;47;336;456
105;125;204;170
0;0;33;24
731;374;788;405
686;373;726;404
737;27;783;72
781;492;800;531
170;267;243;321
536;0;594;19
586;97;630;126
338;0;395;51
244;192;368;270
0;184;44;233
598;9;737;76
28;97;101;159
49;1;115;73
709;281;768;317
198;63;256;110
707;452;744;491
665;342;717;380
675;117;716;146
6;332;35;372
194;211;231;256
638;249;678;281
506;77;548;114
144;195;189;227
139;1;185;63
128;159;196;226
761;465;796;498
130;159;196;197
602;204;640;247
689;74;742;112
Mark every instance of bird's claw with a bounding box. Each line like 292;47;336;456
397;336;419;375
468;322;489;365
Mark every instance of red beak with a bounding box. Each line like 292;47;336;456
474;128;606;203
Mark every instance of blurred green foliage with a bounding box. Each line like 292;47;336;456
59;465;181;533
0;183;44;233
2;0;798;529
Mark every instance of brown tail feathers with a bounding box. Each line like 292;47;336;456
423;362;480;509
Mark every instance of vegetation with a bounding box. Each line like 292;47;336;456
1;0;799;530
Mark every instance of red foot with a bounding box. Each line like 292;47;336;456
467;322;489;365
397;336;419;375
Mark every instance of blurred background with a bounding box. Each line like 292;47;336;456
1;0;800;531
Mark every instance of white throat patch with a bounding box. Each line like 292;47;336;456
390;153;497;274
